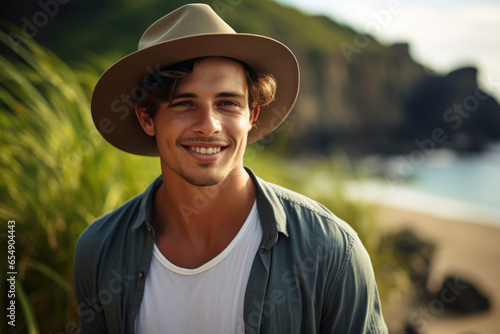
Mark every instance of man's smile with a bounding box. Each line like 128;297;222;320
187;146;222;155
180;142;229;162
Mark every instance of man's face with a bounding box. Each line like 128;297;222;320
139;57;258;186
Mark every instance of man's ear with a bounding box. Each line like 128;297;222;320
250;106;260;128
135;107;155;136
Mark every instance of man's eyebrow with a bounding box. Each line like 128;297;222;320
172;92;245;99
172;93;197;99
216;92;246;99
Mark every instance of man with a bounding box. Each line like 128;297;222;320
74;3;388;333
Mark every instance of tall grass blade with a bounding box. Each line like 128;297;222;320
16;282;40;334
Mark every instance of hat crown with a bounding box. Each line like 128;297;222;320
138;4;236;50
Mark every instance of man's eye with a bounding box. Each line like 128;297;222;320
171;101;192;107
219;101;238;106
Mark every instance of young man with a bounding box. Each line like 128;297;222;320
74;4;388;333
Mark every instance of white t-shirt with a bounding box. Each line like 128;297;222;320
135;201;262;334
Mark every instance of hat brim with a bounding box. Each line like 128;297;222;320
91;33;300;156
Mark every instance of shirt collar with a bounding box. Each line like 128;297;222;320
131;168;288;249
245;167;289;249
132;174;163;232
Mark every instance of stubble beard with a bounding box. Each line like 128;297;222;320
178;163;225;187
162;157;233;187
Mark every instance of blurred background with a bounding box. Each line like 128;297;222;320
1;0;499;333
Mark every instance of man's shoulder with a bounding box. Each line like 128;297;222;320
75;192;144;253
268;181;334;217
260;178;358;240
258;177;374;285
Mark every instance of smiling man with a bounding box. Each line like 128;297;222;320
74;4;388;334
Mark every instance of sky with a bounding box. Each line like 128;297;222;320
275;0;500;100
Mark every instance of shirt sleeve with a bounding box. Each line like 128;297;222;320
320;234;388;333
74;231;108;333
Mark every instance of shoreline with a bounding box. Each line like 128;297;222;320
375;204;500;333
347;180;500;228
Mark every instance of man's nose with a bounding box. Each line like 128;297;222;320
192;105;222;136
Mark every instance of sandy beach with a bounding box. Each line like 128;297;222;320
376;205;500;334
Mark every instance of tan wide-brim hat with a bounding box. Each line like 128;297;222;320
91;3;300;156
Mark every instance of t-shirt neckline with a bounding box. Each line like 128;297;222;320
152;200;258;276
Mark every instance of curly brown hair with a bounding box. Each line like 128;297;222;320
135;57;277;118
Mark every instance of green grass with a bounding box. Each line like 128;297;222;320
0;29;161;333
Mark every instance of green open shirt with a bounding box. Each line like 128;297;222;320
74;168;388;333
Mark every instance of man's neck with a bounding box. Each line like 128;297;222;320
151;164;256;263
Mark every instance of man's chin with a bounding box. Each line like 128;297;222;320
180;171;226;187
185;178;222;187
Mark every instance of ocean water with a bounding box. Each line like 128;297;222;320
411;149;500;214
351;142;500;227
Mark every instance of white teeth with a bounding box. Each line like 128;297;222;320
188;146;221;155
